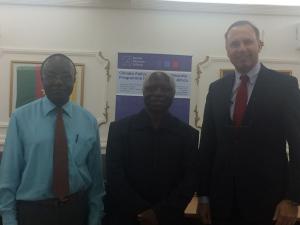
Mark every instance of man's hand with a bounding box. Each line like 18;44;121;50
273;199;298;225
137;209;159;225
197;199;212;224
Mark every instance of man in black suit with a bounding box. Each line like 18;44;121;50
197;20;300;225
0;151;1;225
104;71;199;225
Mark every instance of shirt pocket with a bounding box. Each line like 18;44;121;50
73;134;94;166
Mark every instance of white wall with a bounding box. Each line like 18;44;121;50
0;4;300;150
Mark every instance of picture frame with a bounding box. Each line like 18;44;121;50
9;60;85;115
277;70;293;76
219;68;235;77
219;68;293;78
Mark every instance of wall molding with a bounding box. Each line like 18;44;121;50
0;122;8;128
0;122;8;144
206;56;300;65
0;47;98;57
1;1;300;16
0;135;5;145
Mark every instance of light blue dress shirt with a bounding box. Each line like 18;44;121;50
0;97;104;225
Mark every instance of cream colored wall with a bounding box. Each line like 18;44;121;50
0;4;300;151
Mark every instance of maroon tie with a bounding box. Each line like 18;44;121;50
233;74;249;127
53;108;69;200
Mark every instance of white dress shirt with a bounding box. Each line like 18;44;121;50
230;62;260;119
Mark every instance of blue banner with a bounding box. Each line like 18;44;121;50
116;53;192;123
118;53;192;72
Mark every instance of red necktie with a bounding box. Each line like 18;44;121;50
233;75;249;127
53;108;70;200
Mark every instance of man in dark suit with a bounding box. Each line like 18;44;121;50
104;71;199;225
0;151;1;225
197;20;300;225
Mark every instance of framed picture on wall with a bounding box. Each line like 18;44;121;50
219;69;293;78
277;70;293;76
9;60;85;115
219;68;235;77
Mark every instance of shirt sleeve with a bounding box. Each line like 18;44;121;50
87;121;105;225
0;114;24;225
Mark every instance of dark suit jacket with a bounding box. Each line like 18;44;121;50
104;110;199;225
198;64;300;222
0;151;2;225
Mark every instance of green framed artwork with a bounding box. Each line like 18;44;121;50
9;60;85;115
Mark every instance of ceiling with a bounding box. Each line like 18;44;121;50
0;0;129;8
0;0;300;16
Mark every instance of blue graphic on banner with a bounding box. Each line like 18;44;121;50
116;53;192;123
118;53;192;72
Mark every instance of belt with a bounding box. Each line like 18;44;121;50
17;190;87;207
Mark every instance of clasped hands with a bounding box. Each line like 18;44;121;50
137;209;159;225
273;200;298;225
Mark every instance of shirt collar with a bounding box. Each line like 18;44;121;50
42;96;72;117
235;62;261;85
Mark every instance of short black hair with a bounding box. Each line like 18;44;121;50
41;53;76;78
143;71;176;96
225;20;260;40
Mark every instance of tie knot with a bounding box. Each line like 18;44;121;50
240;74;249;83
56;107;63;115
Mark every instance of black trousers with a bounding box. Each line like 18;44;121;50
212;197;300;225
212;220;300;225
17;191;88;225
103;211;190;225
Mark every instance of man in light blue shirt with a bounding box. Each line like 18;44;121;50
0;54;104;225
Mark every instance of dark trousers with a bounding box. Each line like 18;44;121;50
17;191;88;225
103;212;190;225
212;220;300;225
211;198;277;225
212;201;274;225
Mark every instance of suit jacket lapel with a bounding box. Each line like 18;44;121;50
220;74;235;125
243;64;269;126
